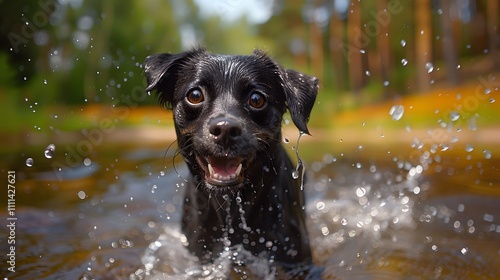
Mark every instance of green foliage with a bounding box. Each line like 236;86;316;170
0;0;497;133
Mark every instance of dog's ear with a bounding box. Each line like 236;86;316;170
144;49;204;108
278;67;319;135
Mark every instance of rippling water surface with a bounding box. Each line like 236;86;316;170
1;137;499;279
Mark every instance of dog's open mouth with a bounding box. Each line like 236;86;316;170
196;155;245;186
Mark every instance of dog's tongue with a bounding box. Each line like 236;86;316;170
208;157;242;177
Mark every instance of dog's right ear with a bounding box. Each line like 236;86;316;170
144;49;204;108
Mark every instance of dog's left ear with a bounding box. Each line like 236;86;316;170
278;67;319;135
144;49;204;108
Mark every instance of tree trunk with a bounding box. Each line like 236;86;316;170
329;12;345;92
487;0;498;66
309;19;324;84
439;0;460;86
415;0;433;91
377;0;391;97
347;0;364;94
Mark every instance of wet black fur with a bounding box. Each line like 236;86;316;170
144;48;318;275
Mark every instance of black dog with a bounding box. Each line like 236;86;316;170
144;48;318;276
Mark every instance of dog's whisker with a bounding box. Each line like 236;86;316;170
162;137;195;183
172;150;189;182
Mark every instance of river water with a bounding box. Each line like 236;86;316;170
1;130;499;279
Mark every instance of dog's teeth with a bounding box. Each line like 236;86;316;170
208;163;214;176
207;162;242;183
235;164;242;176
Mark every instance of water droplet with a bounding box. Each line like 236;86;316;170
291;170;299;179
26;157;34;167
465;144;474;153
401;58;408;66
283;138;289;144
449;111;460;122
83;158;92;166
316;201;325;211
383;80;390;87
77;190;86;199
341;218;348;225
360;49;366;54
460;247;468;255
355;187;366;197
483;213;494;222
44;144;55;158
389;105;405;121
400;39;406;47
484;88;491;94
321;226;329;236
483;150;492;159
365;70;371;76
425;62;434;73
413;186;421;194
490;98;495;103
43;79;47;85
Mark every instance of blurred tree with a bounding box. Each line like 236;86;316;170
347;0;365;93
415;0;433;91
329;6;346;92
307;0;326;84
1;0;499;109
0;0;57;85
487;0;498;66
258;0;308;66
376;0;391;97
438;0;459;86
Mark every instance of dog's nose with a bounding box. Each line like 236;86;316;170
209;117;242;144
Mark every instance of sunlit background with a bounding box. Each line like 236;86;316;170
1;0;499;279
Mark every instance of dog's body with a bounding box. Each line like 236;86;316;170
144;48;318;275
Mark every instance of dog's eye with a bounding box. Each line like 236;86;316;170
248;92;266;109
186;88;204;105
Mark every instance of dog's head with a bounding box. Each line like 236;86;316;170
144;48;318;191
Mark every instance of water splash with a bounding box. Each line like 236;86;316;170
134;226;275;279
236;194;251;232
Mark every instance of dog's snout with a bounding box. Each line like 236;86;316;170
209;117;242;144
